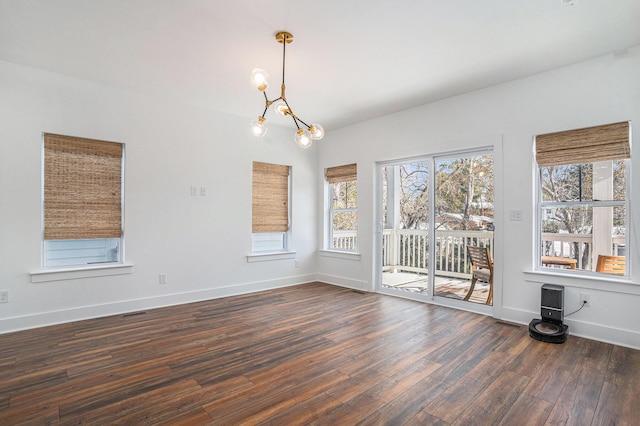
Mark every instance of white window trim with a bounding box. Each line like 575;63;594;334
318;250;361;261
41;136;126;269
31;263;134;283
251;166;292;255
535;159;631;278
246;251;296;263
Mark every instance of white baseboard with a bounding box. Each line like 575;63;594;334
316;273;370;292
0;274;317;335
500;306;640;350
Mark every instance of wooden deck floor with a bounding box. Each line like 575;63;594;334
1;282;638;425
382;272;490;304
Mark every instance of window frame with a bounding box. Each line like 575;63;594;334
327;179;358;253
41;133;125;269
534;122;631;278
250;162;292;254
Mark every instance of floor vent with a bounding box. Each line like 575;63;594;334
123;311;147;318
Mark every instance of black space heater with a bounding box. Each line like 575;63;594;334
529;284;569;343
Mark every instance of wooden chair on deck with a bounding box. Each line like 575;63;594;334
465;245;493;305
595;255;625;275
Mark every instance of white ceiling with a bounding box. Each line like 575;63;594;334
1;0;639;131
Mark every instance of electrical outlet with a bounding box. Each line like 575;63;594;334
0;290;8;303
159;273;167;285
580;292;591;307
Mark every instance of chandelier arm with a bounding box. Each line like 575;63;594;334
294;116;311;129
290;115;301;130
282;98;294;113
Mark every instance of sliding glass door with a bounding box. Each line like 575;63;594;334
379;159;431;295
376;149;494;309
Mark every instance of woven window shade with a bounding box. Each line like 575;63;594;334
252;162;290;233
325;163;357;183
44;133;123;240
536;121;630;167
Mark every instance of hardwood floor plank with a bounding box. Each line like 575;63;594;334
451;370;530;425
498;393;553;425
591;381;640;425
524;341;584;403
58;378;204;425
0;282;637;425
356;374;450;425
204;369;350;425
606;345;640;390
313;356;442;424
544;366;605;426
254;392;343;426
422;350;515;423
57;366;174;418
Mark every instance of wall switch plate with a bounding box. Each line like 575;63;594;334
509;209;522;221
190;186;197;196
0;290;8;303
159;273;167;285
200;187;206;196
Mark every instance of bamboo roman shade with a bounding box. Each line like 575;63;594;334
252;162;290;233
325;163;357;183
535;121;630;167
44;133;123;240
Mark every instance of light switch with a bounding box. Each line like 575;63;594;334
510;209;522;221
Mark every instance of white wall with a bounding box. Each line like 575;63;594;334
0;60;317;332
317;46;640;349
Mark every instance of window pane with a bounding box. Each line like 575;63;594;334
540;160;626;202
44;238;119;268
332;181;357;209
399;162;429;229
435;154;494;231
251;233;285;252
541;205;626;272
333;211;357;232
331;211;357;250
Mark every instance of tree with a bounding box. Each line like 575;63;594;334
383;154;494;231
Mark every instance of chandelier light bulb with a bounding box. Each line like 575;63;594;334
251;68;269;92
273;100;289;116
309;123;325;140
295;129;312;149
250;117;268;137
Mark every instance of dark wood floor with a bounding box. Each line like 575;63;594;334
1;283;638;425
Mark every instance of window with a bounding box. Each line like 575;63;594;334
326;164;357;251
43;133;124;268
535;122;630;276
252;161;290;252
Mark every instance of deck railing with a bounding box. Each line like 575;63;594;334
333;229;624;275
541;233;625;270
331;231;358;251
380;229;493;278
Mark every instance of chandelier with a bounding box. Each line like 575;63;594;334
250;31;324;148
